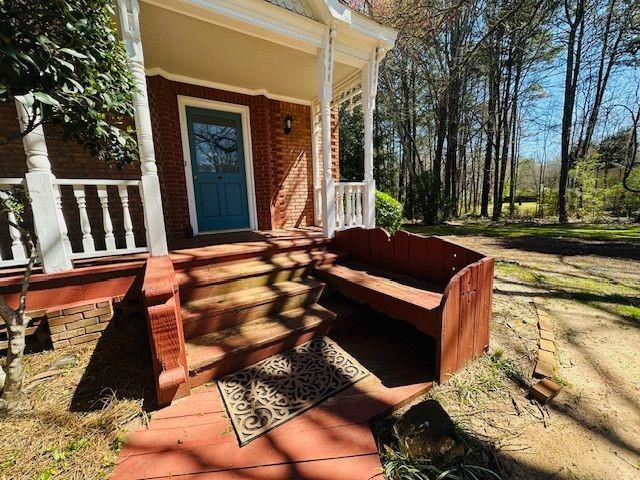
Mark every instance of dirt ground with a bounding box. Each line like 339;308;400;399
408;232;640;479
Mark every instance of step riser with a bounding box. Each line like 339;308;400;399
173;241;332;271
189;323;332;389
183;286;323;339
180;266;312;303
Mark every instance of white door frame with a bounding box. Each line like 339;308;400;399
177;95;258;235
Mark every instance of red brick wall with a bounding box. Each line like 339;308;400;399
146;76;321;238
0;77;340;250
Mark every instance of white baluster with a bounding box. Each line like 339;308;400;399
118;184;136;249
356;185;364;226
337;184;345;228
73;185;95;253
0;190;26;260
345;185;353;227
97;185;116;251
54;185;72;254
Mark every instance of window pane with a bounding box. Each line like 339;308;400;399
192;115;239;173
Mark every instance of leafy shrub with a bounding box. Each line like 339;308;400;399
376;191;403;234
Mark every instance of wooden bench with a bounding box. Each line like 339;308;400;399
316;228;494;381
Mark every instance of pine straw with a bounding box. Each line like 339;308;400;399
0;345;147;479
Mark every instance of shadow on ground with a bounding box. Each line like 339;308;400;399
70;305;157;413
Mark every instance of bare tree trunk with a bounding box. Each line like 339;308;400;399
559;0;586;223
0;220;36;415
508;53;523;216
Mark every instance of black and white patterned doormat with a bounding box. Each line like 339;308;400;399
217;337;370;446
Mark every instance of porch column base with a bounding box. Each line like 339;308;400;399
25;172;73;273
322;177;335;238
140;175;169;256
364;178;376;228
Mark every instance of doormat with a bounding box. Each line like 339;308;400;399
217;337;370;446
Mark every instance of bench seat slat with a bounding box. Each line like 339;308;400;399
316;263;443;337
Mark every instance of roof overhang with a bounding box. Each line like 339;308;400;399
143;0;398;67
135;0;397;104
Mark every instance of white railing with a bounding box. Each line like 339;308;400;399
0;177;148;269
54;179;148;260
0;178;29;267
335;182;366;230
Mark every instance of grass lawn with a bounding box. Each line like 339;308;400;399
404;221;640;242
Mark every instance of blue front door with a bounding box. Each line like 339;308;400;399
186;107;250;232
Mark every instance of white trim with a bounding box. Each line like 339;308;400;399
147;68;312;106
69;247;148;260
177;95;258;235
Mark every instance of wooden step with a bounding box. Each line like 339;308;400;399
181;278;325;339
177;250;343;302
186;304;337;388
171;236;334;270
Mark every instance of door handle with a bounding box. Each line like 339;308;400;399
193;175;198;180
217;176;223;180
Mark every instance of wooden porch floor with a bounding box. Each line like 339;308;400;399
112;315;435;479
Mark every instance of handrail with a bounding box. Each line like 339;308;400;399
54;179;141;186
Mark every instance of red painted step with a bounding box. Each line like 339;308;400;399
177;250;344;303
186;304;336;388
181;278;325;339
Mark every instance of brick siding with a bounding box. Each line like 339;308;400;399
46;299;114;349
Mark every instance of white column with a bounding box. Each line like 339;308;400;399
118;0;168;256
14;98;73;272
310;101;322;226
318;25;337;238
362;44;385;228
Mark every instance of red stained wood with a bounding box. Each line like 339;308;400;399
143;256;190;406
318;228;494;382
368;227;393;271
113;319;433;480
391;230;411;276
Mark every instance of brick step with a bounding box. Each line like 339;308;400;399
177;250;343;303
181;278;325;339
186;304;337;388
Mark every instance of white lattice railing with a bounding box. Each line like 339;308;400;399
0;178;29;267
54;179;148;260
335;182;366;230
0;178;148;269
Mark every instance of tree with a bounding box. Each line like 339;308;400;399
0;0;137;166
0;0;137;414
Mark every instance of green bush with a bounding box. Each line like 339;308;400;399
376;191;403;234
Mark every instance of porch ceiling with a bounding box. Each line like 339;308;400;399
139;2;358;103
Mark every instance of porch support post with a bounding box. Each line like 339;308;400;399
14;98;73;273
319;25;337;238
118;0;168;256
362;44;384;229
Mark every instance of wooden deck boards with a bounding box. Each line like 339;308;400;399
113;318;435;479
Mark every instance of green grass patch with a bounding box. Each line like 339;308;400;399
445;351;526;405
616;305;640;324
495;261;546;286
405;222;640;242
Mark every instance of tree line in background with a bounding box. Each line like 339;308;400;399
341;0;640;223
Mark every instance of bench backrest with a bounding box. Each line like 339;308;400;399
334;227;485;288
